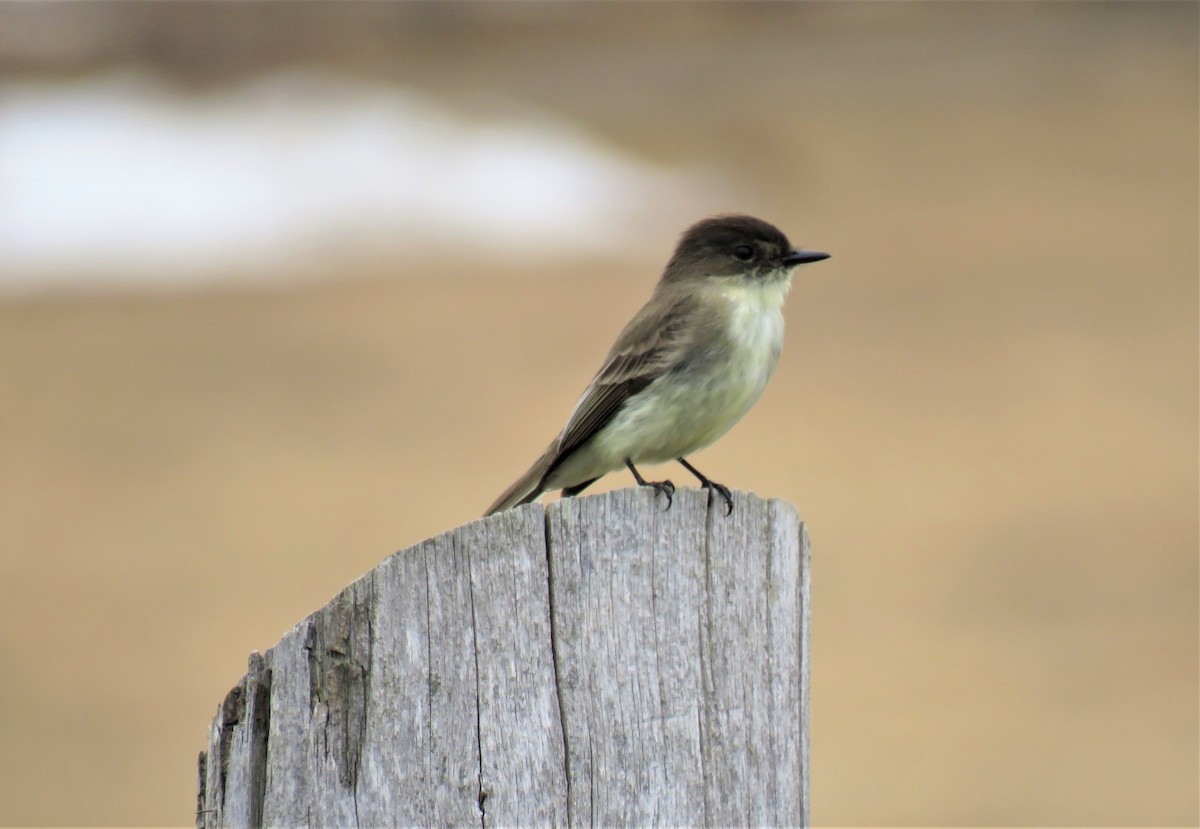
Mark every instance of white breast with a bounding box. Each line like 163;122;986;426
721;275;790;387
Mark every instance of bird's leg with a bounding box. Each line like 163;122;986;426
625;459;674;510
676;457;734;515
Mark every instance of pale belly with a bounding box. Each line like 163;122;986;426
596;362;773;462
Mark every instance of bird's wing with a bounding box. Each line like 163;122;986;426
547;291;698;473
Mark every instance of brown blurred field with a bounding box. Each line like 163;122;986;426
0;3;1196;826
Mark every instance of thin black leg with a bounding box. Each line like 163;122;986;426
625;459;674;510
676;457;734;515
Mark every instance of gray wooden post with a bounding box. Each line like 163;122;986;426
198;487;811;827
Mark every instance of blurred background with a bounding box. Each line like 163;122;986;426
0;2;1195;825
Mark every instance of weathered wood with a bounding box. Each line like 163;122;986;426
198;487;810;827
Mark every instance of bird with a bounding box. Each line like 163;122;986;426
485;214;829;516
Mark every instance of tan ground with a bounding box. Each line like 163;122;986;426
0;3;1195;825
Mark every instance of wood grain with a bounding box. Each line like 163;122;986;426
198;488;809;827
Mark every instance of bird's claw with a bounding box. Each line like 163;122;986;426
645;479;675;510
702;480;734;516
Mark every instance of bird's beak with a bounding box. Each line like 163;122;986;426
782;249;831;266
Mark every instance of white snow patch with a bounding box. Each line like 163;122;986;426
0;71;712;290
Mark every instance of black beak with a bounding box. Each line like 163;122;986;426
782;249;831;266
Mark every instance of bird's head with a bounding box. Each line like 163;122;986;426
662;214;829;284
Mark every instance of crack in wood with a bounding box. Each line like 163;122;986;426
247;659;271;829
464;535;487;828
543;505;574;827
305;590;369;794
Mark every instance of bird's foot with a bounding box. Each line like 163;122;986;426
700;479;734;516
625;459;675;510
643;478;675;510
676;457;734;515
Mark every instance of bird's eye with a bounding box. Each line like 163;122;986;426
733;244;755;261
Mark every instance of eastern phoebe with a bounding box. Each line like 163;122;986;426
485;214;829;516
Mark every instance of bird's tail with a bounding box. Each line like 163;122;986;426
484;442;557;516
